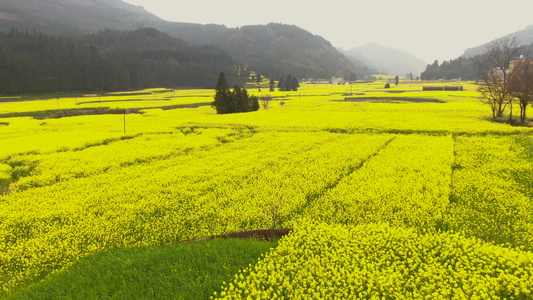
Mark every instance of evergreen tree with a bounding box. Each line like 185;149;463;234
292;77;299;91
213;73;259;114
269;78;275;92
213;72;231;114
278;77;285;91
233;84;248;112
286;75;293;91
250;95;260;112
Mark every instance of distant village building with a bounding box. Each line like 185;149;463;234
490;55;525;79
331;77;345;85
509;55;525;70
302;77;354;85
302;78;330;84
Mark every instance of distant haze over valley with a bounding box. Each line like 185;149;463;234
124;0;533;64
342;43;428;76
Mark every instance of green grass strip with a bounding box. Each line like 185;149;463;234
7;238;277;300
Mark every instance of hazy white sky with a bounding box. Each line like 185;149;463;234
124;0;533;64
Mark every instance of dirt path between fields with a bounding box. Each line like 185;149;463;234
180;228;293;244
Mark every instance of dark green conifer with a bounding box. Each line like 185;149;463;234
269;79;275;92
213;72;231;114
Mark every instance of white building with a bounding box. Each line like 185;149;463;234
331;77;346;85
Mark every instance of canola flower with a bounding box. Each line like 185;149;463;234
0;129;390;292
216;222;533;299
7;127;239;192
0;163;10;189
1;84;532;295
444;135;533;250
304;134;455;230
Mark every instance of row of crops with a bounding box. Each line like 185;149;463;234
2;125;532;294
1;84;533;297
216;222;533;299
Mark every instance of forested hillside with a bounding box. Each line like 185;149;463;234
463;24;533;57
420;57;478;81
421;42;533;81
165;22;357;79
0;28;241;95
1;0;359;83
0;0;164;35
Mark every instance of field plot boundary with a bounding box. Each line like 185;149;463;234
0;103;212;120
344;97;444;103
179;228;293;244
295;136;397;216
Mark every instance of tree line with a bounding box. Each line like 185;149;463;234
213;72;259;114
277;75;300;92
421;57;478;81
419;38;533;124
421;42;533;83
0;28;244;96
475;37;533;124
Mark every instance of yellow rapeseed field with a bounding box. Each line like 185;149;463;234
1;81;532;297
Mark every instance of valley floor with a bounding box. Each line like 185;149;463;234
1;82;532;299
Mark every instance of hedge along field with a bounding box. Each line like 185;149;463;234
1;81;533;297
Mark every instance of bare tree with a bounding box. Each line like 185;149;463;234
260;93;273;110
474;37;522;119
509;58;533;124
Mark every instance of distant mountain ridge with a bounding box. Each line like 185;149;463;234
0;0;165;34
343;43;428;76
163;22;356;79
463;25;533;57
0;0;356;79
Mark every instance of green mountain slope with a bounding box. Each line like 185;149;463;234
164;23;356;79
0;0;164;35
0;0;356;79
463;24;533;57
0;28;239;94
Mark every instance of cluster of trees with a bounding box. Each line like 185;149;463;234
212;72;259;114
475;37;533;124
509;59;533;124
421;57;478;81
0;28;243;95
277;75;300;91
421;42;533;83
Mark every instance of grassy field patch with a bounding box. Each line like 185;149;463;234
7;238;277;300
